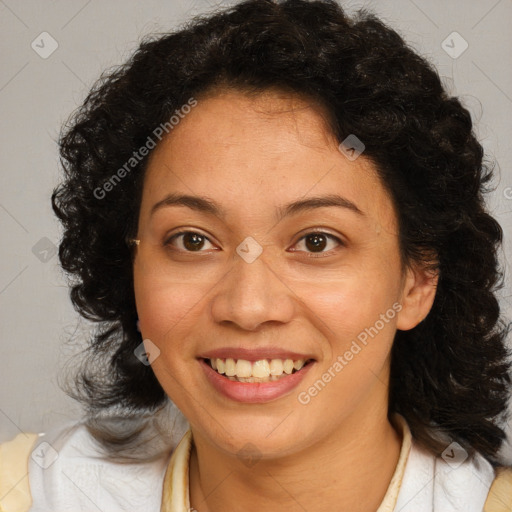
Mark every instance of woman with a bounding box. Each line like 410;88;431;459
1;0;511;510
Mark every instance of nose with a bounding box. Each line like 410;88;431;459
210;250;296;332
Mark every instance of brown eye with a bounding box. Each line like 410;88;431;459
293;232;342;254
165;231;215;252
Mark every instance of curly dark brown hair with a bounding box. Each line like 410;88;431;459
52;0;511;463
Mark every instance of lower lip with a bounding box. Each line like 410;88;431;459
199;358;315;403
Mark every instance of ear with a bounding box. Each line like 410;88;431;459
396;262;439;331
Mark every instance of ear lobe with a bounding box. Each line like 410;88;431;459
396;263;439;331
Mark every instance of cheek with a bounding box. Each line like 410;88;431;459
297;279;399;417
301;260;402;343
304;288;399;383
133;268;211;352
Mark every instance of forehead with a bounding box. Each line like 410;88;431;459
164;87;337;154
139;89;395;231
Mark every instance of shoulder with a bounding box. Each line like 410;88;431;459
29;421;172;512
431;447;512;511
0;432;40;512
1;422;173;512
485;465;512;512
394;433;511;512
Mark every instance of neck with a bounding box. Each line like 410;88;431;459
188;387;402;512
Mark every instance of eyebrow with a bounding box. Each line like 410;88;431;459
150;193;364;221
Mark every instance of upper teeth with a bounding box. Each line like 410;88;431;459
209;358;307;378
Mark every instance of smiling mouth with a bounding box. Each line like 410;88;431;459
203;357;315;383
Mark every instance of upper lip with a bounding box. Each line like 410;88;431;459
199;347;316;362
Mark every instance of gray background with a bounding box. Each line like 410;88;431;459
1;0;511;458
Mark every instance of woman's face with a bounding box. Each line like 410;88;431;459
133;88;435;459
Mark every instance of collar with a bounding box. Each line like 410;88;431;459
161;415;496;512
161;413;412;512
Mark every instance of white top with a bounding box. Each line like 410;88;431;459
13;415;498;512
27;421;171;512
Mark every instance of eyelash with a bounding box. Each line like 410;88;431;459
164;229;344;258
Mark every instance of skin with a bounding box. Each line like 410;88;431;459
133;88;438;512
